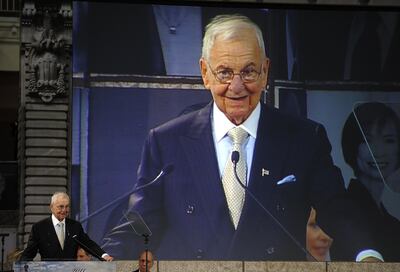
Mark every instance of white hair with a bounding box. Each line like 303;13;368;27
201;14;266;61
51;192;69;205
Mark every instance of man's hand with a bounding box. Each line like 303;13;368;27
103;254;114;261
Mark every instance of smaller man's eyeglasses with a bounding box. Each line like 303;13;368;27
207;63;263;84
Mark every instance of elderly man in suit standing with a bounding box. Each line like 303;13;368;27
21;192;113;261
104;14;382;262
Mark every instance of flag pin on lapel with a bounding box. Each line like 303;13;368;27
261;168;270;176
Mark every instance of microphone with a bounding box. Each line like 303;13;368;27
231;151;316;261
231;150;240;164
106;212;152;237
135;164;174;191
72;235;105;261
108;220;136;233
80;164;174;223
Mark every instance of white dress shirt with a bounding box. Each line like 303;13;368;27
52;214;65;249
52;214;66;234
211;102;260;183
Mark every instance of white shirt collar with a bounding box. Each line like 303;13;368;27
212;102;260;142
52;214;65;227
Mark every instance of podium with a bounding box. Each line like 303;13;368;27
13;261;400;272
13;261;116;272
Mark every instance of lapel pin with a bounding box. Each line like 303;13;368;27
261;168;270;176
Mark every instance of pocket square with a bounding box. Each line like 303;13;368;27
276;175;296;185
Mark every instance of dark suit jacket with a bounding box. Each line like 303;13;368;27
104;102;374;260
21;216;105;261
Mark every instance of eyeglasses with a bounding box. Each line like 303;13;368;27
207;62;262;84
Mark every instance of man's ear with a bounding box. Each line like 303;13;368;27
199;58;211;89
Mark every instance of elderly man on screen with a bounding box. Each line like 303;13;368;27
21;192;113;261
104;14;382;262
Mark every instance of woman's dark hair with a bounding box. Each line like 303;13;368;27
341;102;400;175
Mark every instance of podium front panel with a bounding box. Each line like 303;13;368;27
13;261;116;272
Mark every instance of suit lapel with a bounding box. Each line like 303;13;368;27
64;218;72;251
178;103;294;251
180;104;292;231
180;104;234;236
46;217;64;253
241;106;291;223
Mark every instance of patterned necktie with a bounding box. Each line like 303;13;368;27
222;127;248;229
56;222;65;249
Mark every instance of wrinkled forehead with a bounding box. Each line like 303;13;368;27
208;37;264;69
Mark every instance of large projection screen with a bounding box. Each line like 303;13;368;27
72;1;400;261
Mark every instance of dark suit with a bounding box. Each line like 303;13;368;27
104;102;374;260
21;216;105;261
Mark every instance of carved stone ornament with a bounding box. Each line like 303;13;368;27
22;1;72;103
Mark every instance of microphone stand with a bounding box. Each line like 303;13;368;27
144;235;149;272
231;152;316;261
0;233;9;272
71;235;105;261
120;211;152;272
80;165;173;223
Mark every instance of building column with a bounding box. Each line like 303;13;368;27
18;0;72;248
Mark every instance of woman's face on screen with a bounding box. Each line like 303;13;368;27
357;120;400;180
306;207;333;261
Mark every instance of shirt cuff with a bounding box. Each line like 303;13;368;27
356;249;384;262
101;253;109;258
